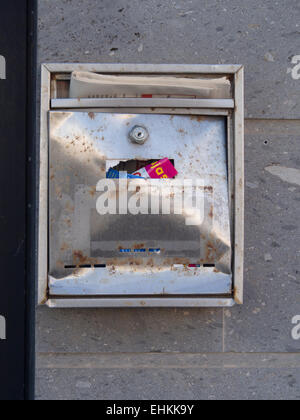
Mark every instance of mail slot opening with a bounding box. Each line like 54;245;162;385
106;159;177;179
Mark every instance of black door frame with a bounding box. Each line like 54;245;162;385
0;0;37;400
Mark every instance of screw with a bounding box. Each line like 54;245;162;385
129;125;149;145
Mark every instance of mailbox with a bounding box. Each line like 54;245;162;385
39;64;244;308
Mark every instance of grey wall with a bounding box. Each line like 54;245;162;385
36;0;300;400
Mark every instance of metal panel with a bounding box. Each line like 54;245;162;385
44;63;243;75
47;298;235;308
51;98;234;109
38;65;51;305
50;269;232;296
233;67;245;304
51;108;230;117
49;112;232;296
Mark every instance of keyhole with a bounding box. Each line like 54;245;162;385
129;125;149;144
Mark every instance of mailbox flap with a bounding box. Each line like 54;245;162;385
48;111;232;296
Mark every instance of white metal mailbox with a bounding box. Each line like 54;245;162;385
39;64;244;308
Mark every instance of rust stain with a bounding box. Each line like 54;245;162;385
208;205;214;219
73;250;98;266
178;128;187;135
234;286;243;305
65;218;72;228
89;186;97;197
133;243;145;249
39;296;48;305
65;201;75;213
60;242;70;252
65;253;218;272
108;265;116;275
190;115;205;122
204;186;213;193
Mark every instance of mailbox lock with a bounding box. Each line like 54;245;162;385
129;125;149;145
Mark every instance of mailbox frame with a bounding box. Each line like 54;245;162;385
39;63;244;308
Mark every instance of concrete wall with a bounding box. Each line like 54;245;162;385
36;0;300;400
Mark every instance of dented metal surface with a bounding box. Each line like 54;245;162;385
49;112;232;296
50;267;232;296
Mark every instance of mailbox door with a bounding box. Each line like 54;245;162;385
48;111;232;297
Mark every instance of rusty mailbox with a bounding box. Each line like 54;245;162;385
39;64;244;308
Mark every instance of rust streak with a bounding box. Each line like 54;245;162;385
89;186;97;197
190;115;205;122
